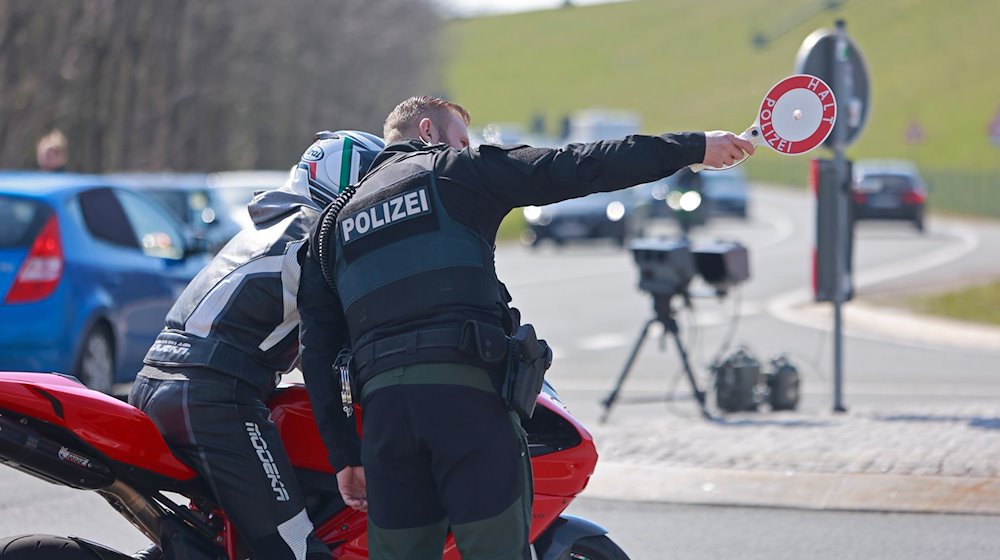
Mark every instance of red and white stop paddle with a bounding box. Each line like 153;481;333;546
693;74;837;172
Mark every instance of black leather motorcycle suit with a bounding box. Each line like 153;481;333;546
131;184;329;560
143;188;318;388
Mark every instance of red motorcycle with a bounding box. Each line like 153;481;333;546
0;371;630;560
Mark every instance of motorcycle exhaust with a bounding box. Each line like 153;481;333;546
0;412;115;490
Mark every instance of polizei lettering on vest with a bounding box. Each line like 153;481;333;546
341;186;432;243
245;421;290;502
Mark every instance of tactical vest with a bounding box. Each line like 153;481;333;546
333;150;507;353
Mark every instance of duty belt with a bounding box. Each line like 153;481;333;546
352;323;508;386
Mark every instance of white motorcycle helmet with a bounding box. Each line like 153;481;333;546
298;130;384;207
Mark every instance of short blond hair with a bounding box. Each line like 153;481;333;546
383;96;471;143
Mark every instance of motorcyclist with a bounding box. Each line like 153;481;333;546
128;130;383;560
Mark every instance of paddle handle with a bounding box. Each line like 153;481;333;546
690;126;760;173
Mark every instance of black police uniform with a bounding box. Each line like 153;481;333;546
298;132;706;560
130;185;330;560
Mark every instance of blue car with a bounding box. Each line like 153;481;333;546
0;172;210;393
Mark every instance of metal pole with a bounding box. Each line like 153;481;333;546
831;19;849;413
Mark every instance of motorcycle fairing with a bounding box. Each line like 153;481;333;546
269;382;601;559
0;372;195;480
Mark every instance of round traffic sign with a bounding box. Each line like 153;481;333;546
757;74;837;155
795;28;871;148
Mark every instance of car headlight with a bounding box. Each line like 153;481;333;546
523;206;551;225
666;190;702;212
605;201;626;222
679;191;702;212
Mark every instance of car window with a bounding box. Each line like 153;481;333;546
857;174;915;193
114;190;187;260
143;189;193;225
79;188;140;249
0;195;49;248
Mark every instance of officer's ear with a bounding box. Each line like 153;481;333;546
418;118;435;145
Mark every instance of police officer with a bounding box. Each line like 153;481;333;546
128;130;383;560
298;96;754;560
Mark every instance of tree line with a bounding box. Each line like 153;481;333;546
0;0;442;172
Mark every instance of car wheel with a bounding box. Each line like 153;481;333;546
76;325;114;393
913;213;925;233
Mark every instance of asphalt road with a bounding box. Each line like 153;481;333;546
1;185;998;558
498;185;1000;423
564;496;1000;559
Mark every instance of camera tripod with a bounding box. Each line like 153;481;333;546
599;292;711;422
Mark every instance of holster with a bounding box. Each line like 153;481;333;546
502;324;553;419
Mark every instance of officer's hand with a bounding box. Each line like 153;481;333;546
702;130;755;168
336;466;368;512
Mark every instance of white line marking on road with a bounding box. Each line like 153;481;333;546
766;222;1000;350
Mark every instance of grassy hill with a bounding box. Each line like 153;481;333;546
444;0;1000;217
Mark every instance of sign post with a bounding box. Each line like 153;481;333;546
797;19;869;413
830;20;850;412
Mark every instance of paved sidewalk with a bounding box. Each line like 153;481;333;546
583;387;1000;515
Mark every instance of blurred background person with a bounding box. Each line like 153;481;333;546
35;129;68;172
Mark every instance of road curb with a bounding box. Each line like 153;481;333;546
583;462;1000;515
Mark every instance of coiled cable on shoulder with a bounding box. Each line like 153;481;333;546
315;184;358;291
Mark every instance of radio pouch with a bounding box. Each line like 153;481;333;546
503;324;553;419
459;320;508;364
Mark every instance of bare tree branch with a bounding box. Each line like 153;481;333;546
0;0;442;172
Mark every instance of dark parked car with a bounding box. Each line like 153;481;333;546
522;188;648;247
701;166;750;218
636;166;750;223
0;173;210;393
851;159;927;231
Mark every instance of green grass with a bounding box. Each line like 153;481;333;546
906;281;1000;327
497;209;526;242
444;0;1000;218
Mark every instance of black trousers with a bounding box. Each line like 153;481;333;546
129;366;328;560
359;363;532;560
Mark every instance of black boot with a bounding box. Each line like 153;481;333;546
132;543;162;560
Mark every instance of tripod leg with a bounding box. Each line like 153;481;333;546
665;318;712;420
600;318;656;423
